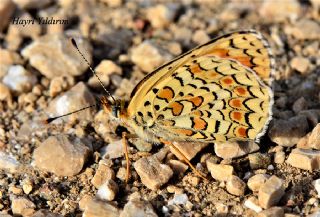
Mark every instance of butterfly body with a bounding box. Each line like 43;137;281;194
102;30;274;145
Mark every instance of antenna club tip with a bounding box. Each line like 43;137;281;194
71;38;78;48
42;118;55;124
41;119;49;125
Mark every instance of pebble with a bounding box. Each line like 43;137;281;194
91;160;115;188
12;0;52;9
22;181;33;195
284;214;300;217
33;135;91;176
120;198;158;217
168;193;189;206
249;153;272;170
22;34;92;79
286;148;320;171
82;198;120;217
290;57;311;75
116;167;127;181
0;0;16;31
259;0;300;22
297;123;320;150
134;155;173;190
308;124;320;148
247;174;270;192
257;206;284;217
88;60;122;89
11;197;36;217
168;160;188;175
274;151;286;164
169;141;208;161
0;83;13;107
309;210;320;217
192;30;210;45
79;194;94;211
173;26;192;46
6;12;41;49
9;185;23;195
258;176;285;209
49;76;75;97
244;196;262;213
30;209;63;216
214;141;259;159
226;175;246;196
313;179;320;197
215;203;228;215
206;159;234;181
131;139;152;152
3;65;37;93
96;179;118;201
101;140;124;159
100;0;122;7
0;151;21;173
146;4;179;28
167;185;183;194
292;97;308;113
47;82;96;123
285;19;320;40
0;48;24;66
131;40;173;72
268;116;309;147
300;110;320;128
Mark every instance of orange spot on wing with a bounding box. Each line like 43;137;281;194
194;117;207;130
208;48;229;57
235;87;246;95
208;71;218;78
171;102;183;116
232;111;242;121
231;99;242;108
190;63;202;74
158;87;174;101
237;127;247;137
162;120;175;126
208;48;253;69
173;129;194;136
188;96;203;107
233;56;253;68
192;110;202;116
223;77;233;85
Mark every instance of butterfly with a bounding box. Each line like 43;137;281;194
102;30;274;144
50;30;274;180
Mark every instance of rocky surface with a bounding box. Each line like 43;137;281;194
0;0;319;216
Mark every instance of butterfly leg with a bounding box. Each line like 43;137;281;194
122;131;130;183
160;139;208;181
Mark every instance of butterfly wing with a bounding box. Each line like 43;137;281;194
127;30;274;143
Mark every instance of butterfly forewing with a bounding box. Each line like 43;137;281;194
127;30;274;143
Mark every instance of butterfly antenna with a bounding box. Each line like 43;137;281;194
70;38;116;103
43;104;98;124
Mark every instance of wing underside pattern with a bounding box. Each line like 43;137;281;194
127;30;274;142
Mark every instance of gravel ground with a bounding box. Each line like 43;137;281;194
0;0;320;216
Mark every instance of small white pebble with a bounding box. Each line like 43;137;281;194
168;193;188;206
267;164;274;170
162;206;169;213
244;197;262;213
313;179;320;197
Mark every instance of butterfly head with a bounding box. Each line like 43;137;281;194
100;96;127;119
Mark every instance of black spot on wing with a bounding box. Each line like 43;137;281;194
144;101;151;106
188;83;197;89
